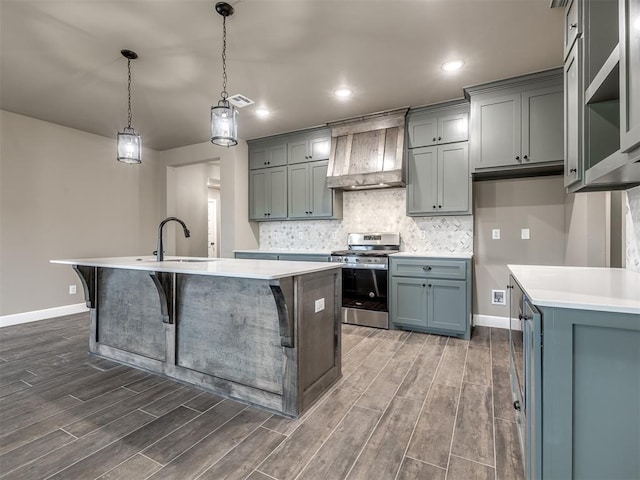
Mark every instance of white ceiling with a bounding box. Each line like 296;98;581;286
0;0;564;151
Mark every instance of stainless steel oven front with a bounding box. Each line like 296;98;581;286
333;258;389;329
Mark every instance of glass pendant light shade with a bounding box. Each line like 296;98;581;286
117;49;142;164
211;99;238;147
117;127;142;164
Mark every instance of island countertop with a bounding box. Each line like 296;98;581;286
508;264;640;314
51;256;341;280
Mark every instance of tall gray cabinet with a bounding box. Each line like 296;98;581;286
406;101;471;216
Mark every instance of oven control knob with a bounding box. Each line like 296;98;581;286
343;258;348;262
368;292;375;298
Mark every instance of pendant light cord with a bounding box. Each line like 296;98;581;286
220;14;228;102
127;58;133;129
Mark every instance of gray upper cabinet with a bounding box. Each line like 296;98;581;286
288;160;335;219
248;127;340;222
249;166;287;220
249;142;287;170
466;69;564;176
407;142;471;216
287;129;331;164
620;0;640;159
564;0;581;59
563;0;640;191
407;104;468;148
472;93;521;169
564;39;583;187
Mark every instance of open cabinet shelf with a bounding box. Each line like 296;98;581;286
585;44;620;104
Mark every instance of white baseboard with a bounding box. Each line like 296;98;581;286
0;303;89;328
473;314;520;330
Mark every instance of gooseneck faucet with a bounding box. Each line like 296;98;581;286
156;217;191;261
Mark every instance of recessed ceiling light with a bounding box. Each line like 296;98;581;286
334;88;353;98
441;59;464;72
255;107;270;118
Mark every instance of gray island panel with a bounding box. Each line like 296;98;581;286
62;257;342;418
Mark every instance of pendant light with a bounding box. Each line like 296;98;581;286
210;2;238;147
117;49;142;164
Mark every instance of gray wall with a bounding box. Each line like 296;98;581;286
0;110;162;316
472;175;619;318
473;176;568;318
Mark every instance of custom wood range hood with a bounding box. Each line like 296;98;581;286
326;108;409;190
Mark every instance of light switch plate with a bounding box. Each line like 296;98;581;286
492;229;500;240
419;230;426;240
314;298;325;313
521;228;530;240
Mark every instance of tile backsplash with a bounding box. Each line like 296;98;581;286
259;188;473;253
626;185;640;273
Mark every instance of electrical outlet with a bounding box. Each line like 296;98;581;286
298;231;304;240
521;228;530;240
314;298;325;313
419;230;426;240
69;285;77;295
492;229;501;240
492;289;506;305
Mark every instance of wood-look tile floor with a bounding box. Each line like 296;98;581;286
0;313;524;480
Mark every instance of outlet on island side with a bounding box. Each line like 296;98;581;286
314;298;325;313
69;285;77;295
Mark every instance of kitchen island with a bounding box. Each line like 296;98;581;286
51;256;343;417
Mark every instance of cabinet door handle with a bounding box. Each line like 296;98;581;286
515;156;520;161
432;205;436;209
432;137;437;142
428;284;432;288
422;266;432;271
569;23;577;29
438;205;442;209
422;284;426;287
513;400;521;411
523;155;528;160
570;168;577;173
438;136;441;141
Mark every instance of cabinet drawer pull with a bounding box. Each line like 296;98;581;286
570;168;577;173
513;400;521;411
569;23;577;29
422;266;432;271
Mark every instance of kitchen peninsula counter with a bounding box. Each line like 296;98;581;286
52;256;342;417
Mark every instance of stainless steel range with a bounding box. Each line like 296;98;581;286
330;233;400;329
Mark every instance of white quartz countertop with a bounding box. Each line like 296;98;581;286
233;249;332;256
51;256;341;280
390;252;473;259
508;265;640;314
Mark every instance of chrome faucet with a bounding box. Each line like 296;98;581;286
156;217;191;261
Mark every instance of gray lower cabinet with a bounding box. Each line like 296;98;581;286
234;252;329;262
466;69;564;176
288;160;335;218
249;167;287;220
389;256;472;339
407;142;471;216
509;274;640;480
